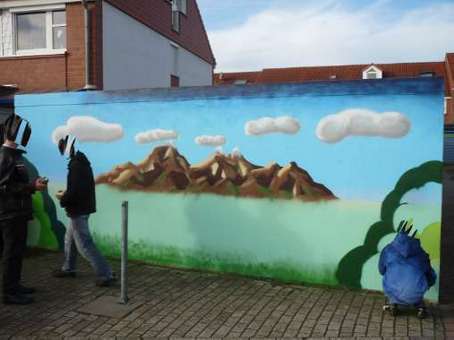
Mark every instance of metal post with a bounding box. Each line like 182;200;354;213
120;201;129;304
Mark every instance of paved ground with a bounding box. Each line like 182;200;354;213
0;250;453;339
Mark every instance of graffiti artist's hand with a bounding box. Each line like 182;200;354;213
34;178;48;192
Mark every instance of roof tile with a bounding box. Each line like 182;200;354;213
216;62;446;85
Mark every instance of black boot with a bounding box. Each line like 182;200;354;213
52;269;76;278
95;276;117;287
383;303;398;316
389;304;398;316
417;306;427;319
3;293;34;305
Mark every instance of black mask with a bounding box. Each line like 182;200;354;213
3;114;32;147
58;135;76;157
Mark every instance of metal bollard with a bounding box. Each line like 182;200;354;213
120;201;129;304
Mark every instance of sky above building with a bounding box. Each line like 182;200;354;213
197;0;454;72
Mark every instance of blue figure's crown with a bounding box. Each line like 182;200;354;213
396;220;418;238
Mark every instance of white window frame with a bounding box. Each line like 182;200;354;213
177;0;187;15
362;65;383;80
171;1;180;32
0;1;83;9
171;0;186;15
11;4;66;56
419;72;435;77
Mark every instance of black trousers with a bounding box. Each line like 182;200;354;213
1;218;28;295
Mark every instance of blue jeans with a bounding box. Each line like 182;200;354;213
62;215;112;280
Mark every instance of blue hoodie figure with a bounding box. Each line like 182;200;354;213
379;220;436;319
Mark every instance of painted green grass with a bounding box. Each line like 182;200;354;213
32;184;441;298
32;192;59;250
93;233;337;286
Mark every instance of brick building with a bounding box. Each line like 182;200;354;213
0;0;215;93
215;53;454;124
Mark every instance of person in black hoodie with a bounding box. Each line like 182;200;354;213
52;135;114;286
0;114;48;305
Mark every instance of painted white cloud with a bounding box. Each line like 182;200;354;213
245;116;300;136
316;109;411;143
135;129;178;144
52;116;123;144
195;135;226;147
208;2;454;71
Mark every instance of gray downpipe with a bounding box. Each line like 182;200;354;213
0;10;3;56
81;0;96;90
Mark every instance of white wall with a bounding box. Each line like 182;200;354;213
102;1;213;91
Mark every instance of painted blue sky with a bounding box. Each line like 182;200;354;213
16;79;443;204
197;0;454;71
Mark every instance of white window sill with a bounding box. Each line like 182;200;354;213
0;49;67;58
16;49;67;56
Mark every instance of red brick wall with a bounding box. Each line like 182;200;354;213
0;54;68;93
66;3;86;90
0;3;101;93
447;97;454;123
444;55;454;124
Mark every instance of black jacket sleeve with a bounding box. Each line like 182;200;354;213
0;151;35;196
0;151;15;188
60;162;80;208
0;182;35;196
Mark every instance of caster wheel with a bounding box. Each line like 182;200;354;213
417;308;427;319
391;306;398;317
383;304;398;316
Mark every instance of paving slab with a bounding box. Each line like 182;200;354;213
78;295;143;318
0;250;451;338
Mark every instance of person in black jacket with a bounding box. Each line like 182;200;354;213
52;135;114;286
0;114;48;305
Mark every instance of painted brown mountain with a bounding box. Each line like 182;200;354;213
96;145;337;201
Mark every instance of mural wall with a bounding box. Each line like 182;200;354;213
16;78;444;300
